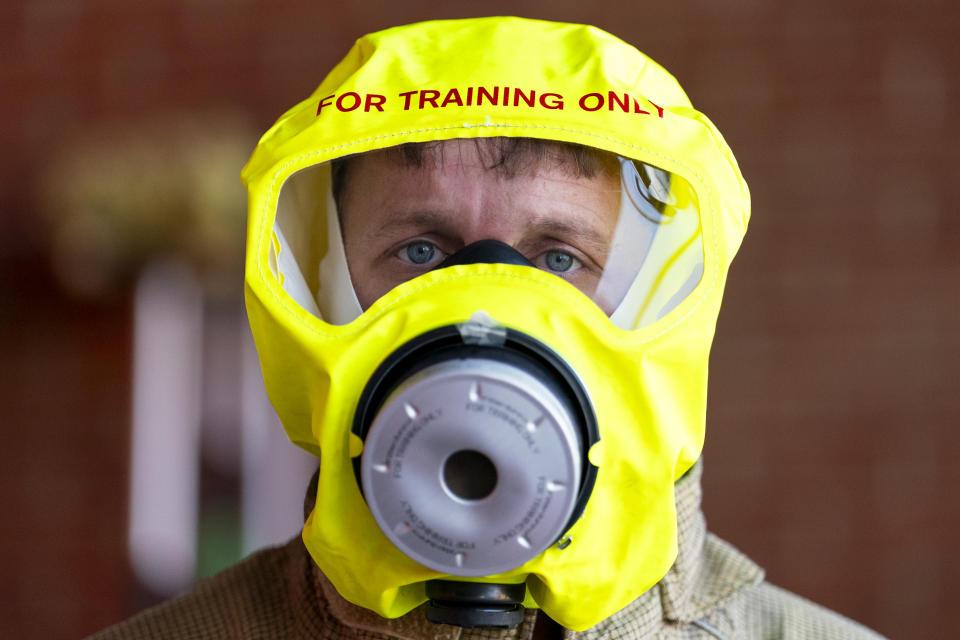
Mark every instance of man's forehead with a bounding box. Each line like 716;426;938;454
333;137;622;219
354;138;620;179
346;146;620;221
356;152;615;195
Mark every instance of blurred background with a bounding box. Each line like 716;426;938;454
1;1;956;638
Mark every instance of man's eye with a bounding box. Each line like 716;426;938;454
540;250;581;273
399;241;442;265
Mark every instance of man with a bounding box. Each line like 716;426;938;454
92;17;884;639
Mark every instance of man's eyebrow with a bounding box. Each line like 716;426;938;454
523;217;612;256
373;211;458;238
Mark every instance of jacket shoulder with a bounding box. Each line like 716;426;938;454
740;582;887;640
85;537;327;639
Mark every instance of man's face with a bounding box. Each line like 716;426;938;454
339;139;621;311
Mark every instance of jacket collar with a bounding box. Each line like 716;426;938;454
578;462;764;639
310;460;763;639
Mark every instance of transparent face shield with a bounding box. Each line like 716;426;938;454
269;138;704;330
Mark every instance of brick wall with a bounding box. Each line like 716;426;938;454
1;1;956;638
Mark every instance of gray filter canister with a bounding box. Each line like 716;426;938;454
353;325;597;577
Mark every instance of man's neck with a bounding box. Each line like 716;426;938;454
532;612;564;640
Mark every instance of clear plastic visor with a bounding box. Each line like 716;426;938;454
269;139;703;330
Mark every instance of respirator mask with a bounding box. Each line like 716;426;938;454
262;138;705;628
242;16;749;632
